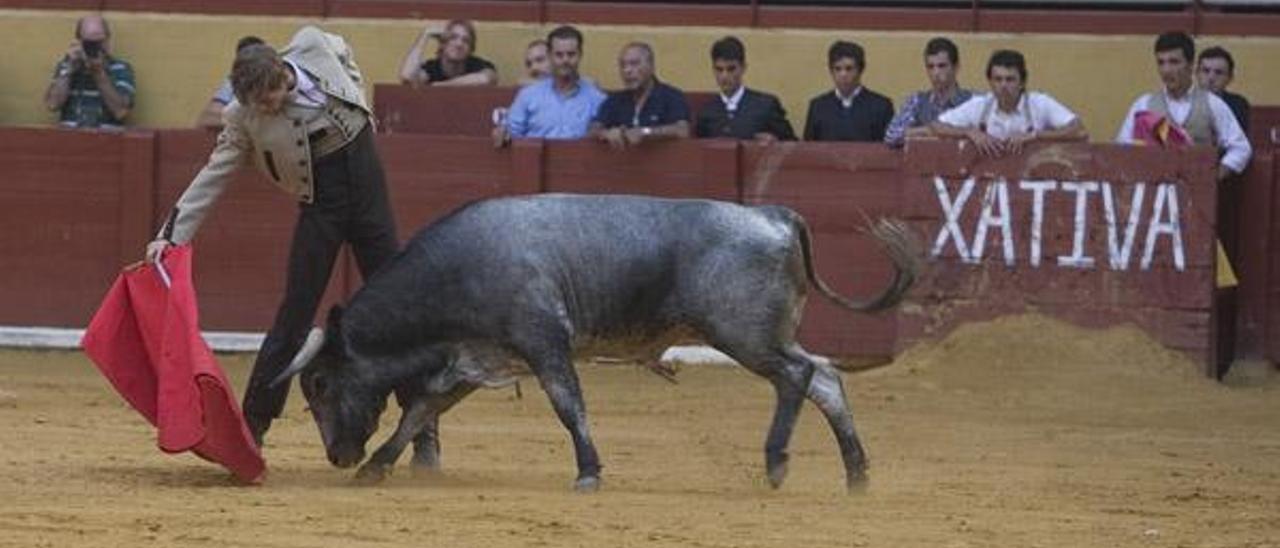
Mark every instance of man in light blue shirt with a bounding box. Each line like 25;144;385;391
494;25;604;146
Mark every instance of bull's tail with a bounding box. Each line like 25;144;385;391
793;211;922;313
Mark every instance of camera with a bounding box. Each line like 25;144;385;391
81;40;103;59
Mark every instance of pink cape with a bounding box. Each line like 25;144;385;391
1130;110;1192;147
81;245;266;484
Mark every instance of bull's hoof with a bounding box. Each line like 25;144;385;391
845;470;869;494
766;461;789;489
353;462;391;485
573;475;601;493
409;461;443;479
409;452;441;472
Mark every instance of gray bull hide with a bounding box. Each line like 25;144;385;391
274;193;920;491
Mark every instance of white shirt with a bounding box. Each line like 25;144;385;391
720;86;746;113
1114;89;1252;174
284;58;326;108
938;91;1078;140
835;86;862;109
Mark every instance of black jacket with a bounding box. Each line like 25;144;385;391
803;88;894;142
695;88;796;140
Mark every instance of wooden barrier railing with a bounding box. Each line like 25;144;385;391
374;85;514;136
3;126;1273;374
372;84;718;137
1249;106;1280;155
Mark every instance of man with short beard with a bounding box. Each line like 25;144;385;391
494;25;605;146
588;41;690;150
144;26;408;447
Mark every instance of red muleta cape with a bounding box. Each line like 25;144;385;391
81;245;266;484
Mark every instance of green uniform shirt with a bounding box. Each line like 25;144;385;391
51;55;136;128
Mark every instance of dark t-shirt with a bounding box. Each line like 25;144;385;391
593;80;690;128
421;55;495;83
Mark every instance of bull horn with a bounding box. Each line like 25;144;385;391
269;327;325;388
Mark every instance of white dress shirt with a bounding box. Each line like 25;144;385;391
1114;88;1253;174
938;91;1078;140
284;58;326;108
720;86;746;114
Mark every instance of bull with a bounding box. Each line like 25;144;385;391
274;194;920;491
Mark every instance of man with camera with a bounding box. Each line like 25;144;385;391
44;15;135;129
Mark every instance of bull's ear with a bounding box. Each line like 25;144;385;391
324;305;346;354
326;305;344;330
270;327;325;388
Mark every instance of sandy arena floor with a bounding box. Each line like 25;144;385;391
1;315;1277;548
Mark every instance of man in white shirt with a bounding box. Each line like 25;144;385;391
1115;31;1251;182
930;49;1086;157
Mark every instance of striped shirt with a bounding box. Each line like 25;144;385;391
883;87;973;147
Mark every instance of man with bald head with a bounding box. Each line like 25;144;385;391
589;41;690;149
44;14;136;129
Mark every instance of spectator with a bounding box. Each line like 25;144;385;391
398;19;497;87
1116;32;1250;182
884;37;973;147
144;27;408;446
1197;46;1251;133
195;35;265;130
494;25;605;147
803;40;894;142
43;14;135;129
694;36;796;143
521;39;551;85
931;49;1086;157
588;42;690;149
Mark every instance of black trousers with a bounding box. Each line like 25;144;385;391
242;125;399;419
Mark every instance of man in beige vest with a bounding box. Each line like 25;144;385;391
1116;31;1253;375
1115;31;1251;182
144;26;403;447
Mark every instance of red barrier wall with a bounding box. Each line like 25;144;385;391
738;142;903;358
900;141;1219;367
373;84;718;138
1250;106;1280;155
1236;152;1274;359
374;85;515;137
3;127;1268;372
0;128;153;327
1268;155;1280;364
